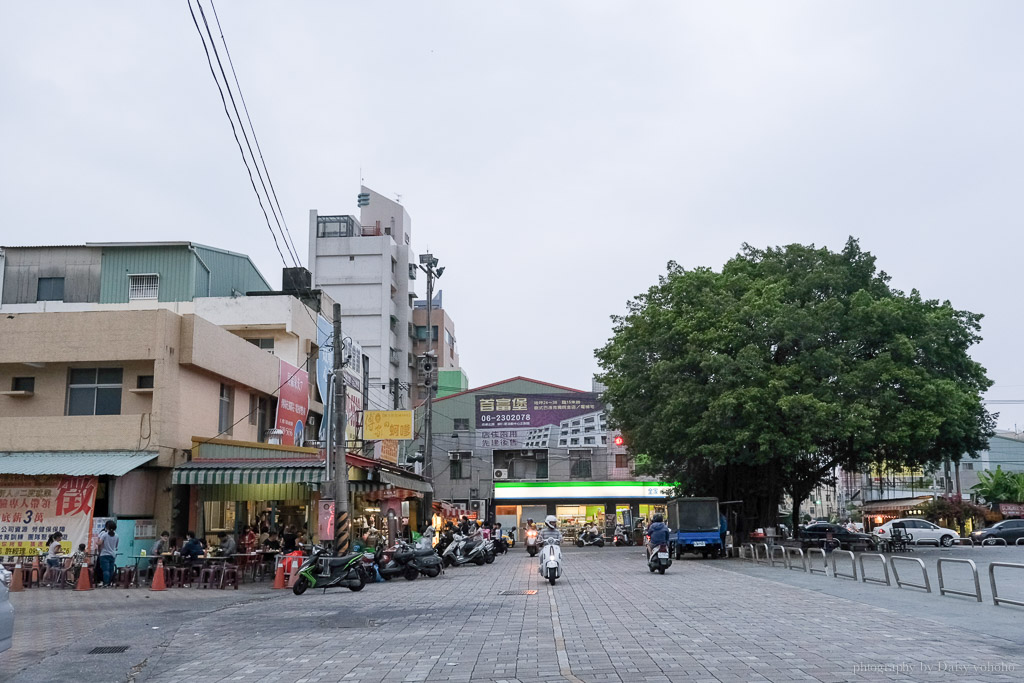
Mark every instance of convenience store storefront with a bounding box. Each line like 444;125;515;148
493;481;672;538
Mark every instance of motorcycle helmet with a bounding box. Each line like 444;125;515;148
652;514;664;523
526;518;534;525
545;515;558;529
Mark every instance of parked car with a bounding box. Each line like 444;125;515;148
969;519;1024;545
0;565;12;654
798;523;877;551
873;518;959;547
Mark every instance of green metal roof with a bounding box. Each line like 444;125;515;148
0;451;159;476
172;460;325;486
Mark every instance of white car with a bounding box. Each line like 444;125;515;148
0;565;12;653
873;518;959;547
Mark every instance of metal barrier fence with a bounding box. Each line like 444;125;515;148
936;558;981;602
743;543;756;563
786;547;807;572
769;545;788;568
982;538;1008;547
951;538;974;547
1017;538;1024;546
755;543;770;566
857;553;891;586
912;538;940;547
890;556;931;593
807;548;828;575
831;550;857;581
988;562;1024;608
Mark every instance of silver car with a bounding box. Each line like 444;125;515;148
0;566;13;653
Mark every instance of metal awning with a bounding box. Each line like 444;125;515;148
860;497;932;513
0;451;159;476
172;460;325;486
379;470;432;494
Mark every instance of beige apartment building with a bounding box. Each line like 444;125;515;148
0;309;308;546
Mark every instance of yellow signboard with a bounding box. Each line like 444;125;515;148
364;411;414;440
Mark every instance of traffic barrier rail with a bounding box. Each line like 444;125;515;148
982;537;1008;547
743;543;756;562
806;548;828;575
988;562;1024;608
936;558;981;602
857;553;891;586
1017;538;1024;546
890;556;931;593
786;547;807;572
831;550;857;581
769;545;788;568
755;543;770;565
912;538;940;547
951;538;974;547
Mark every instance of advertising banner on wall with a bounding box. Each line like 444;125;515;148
0;475;98;556
475;393;604;449
276;359;309;446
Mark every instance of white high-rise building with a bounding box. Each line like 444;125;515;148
308;186;416;411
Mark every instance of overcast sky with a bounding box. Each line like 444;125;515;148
3;2;1022;429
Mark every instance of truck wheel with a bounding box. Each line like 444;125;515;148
675;546;683;560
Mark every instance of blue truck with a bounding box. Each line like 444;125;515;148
666;496;723;559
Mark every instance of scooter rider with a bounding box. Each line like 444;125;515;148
540;515;562;543
646;514;669;546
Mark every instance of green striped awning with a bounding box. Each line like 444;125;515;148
172;461;325;486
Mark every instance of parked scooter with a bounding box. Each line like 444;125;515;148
646;540;673;575
613;525;632;546
575;529;605;548
525;528;539;557
539;536;562;585
441;533;488;567
293;545;367;594
400;539;444;577
374;543;421;581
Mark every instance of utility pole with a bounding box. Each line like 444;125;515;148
418;253;444;523
332;303;351;555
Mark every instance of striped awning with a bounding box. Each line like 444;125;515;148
379;470;432;494
172;461;325;486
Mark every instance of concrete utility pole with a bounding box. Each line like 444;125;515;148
418;253;443;522
333;303;351;555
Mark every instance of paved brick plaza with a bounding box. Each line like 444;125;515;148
3;546;1023;682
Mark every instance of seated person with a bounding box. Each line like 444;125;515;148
180;531;204;560
217;531;237;557
262;531;282;552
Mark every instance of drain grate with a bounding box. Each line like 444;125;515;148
89;646;130;655
498;590;538;595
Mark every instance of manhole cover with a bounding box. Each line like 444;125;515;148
498;590;538;595
89;646;130;654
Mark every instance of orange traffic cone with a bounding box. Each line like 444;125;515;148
272;561;286;589
9;563;24;592
75;559;93;591
31;556;40;587
149;559;166;591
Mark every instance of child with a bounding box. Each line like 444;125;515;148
70;543;87;583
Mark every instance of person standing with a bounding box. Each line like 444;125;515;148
96;520;119;587
719;511;728;557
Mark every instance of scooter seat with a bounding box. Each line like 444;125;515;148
393;551;415;563
411;548;436;557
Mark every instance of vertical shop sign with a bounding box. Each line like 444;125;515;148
276;359;309;446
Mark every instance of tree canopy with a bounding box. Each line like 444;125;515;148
596;238;995;531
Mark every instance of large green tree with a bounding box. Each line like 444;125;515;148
596;239;995;532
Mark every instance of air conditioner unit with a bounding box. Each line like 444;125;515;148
493;468;508;480
469;499;486;513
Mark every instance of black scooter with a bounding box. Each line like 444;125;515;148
293;545;367;594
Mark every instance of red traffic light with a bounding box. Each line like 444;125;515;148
613;435;625;447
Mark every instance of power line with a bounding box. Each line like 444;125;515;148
208;0;303;267
187;1;294;271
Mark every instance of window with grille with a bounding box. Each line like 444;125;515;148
67;368;122;416
453;418;470;431
128;274;159;300
569;450;592;479
218;384;234;435
450;452;471;479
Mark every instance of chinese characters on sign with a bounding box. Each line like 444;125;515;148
475;393;605;449
275;360;310;446
0;475;97;556
364;411;414;440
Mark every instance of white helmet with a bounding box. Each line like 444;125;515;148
545;515;557;529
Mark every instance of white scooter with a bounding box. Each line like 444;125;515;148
538;536;562;585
